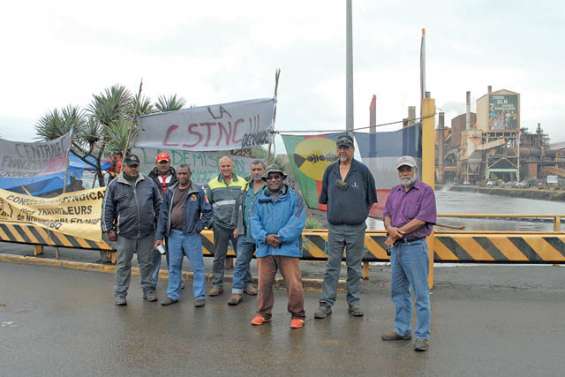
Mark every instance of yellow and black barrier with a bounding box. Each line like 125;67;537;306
1;222;564;264
0;222;111;252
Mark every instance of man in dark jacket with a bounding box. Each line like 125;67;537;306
315;134;377;319
102;154;161;306
155;164;212;307
147;151;178;290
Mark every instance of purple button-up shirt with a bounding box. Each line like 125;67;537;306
383;181;437;239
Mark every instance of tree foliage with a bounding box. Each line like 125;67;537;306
34;82;186;187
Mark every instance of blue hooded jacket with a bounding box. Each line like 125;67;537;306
250;185;306;258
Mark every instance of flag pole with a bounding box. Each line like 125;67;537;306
420;28;426;119
267;68;280;162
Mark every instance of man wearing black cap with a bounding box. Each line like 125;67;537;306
315;134;377;319
102;153;162;306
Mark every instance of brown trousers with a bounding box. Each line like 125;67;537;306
257;256;305;319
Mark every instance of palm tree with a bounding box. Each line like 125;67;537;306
88;85;133;127
155;94;185;112
36;105;85;141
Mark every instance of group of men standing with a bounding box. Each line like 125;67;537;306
101;134;436;350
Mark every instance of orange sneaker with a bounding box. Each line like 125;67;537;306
250;314;271;326
290;318;305;329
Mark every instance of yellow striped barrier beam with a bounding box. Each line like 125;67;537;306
0;222;564;264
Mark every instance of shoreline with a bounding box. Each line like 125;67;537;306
445;184;565;202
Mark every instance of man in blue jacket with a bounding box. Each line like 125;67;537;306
154;164;213;307
250;165;307;329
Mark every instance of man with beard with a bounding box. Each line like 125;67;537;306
249;165;307;329
381;155;436;352
227;160;266;306
314;134;377;319
155;164;212;307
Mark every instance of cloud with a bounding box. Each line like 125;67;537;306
1;0;565;144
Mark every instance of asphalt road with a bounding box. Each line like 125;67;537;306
2;262;565;377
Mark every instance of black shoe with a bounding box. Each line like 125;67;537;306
143;291;157;302
348;304;364;317
160;297;178;306
314;304;332;319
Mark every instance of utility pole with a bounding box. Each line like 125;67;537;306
346;0;354;132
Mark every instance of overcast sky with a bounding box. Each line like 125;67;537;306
1;0;564;144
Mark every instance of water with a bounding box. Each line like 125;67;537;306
367;189;565;232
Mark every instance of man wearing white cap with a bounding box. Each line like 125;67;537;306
381;155;436;352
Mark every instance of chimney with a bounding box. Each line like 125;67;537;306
465;91;471;130
438;112;445;184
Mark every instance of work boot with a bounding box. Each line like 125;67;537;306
143;290;157;302
114;296;127;306
208;287;224;297
414;338;430;352
160;297;178;306
227;294;242;306
381;331;412;341
348;304;364;317
244;284;258;296
314;303;332;319
194;299;206;308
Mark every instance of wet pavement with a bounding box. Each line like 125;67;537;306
2;259;565;377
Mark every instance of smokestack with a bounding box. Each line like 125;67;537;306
407;106;416;127
369;95;376;133
438;112;445;184
465;91;471;130
488;85;492;96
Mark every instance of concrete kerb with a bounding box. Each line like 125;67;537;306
0;253;343;290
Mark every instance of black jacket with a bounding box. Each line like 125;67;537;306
102;173;161;238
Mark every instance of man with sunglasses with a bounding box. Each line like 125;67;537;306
315;134;377;319
249;165;307;329
102;154;162;306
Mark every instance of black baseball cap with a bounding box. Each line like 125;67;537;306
336;134;354;148
124;154;141;166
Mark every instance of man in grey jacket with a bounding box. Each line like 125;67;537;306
102;154;162;306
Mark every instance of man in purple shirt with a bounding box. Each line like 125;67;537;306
381;155;436;352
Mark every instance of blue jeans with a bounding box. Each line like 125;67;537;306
166;230;206;301
390;239;431;340
231;235;255;294
320;223;366;306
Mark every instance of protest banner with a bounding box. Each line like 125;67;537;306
0;132;72;178
134;98;275;151
133;148;257;186
0;187;105;242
